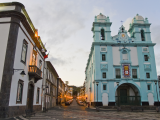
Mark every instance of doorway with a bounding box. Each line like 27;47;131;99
27;84;34;110
115;83;141;106
120;89;127;104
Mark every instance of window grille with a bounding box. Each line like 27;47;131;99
132;69;137;78
116;69;121;78
102;54;106;61
103;72;106;78
103;85;106;90
146;73;150;78
144;55;148;61
147;85;151;90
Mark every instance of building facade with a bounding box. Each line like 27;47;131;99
0;2;46;118
85;13;160;106
56;78;65;105
42;61;58;110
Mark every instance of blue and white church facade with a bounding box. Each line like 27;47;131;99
85;13;159;106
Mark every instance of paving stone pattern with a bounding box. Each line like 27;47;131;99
4;99;160;120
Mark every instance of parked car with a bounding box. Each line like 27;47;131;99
65;99;73;106
77;100;84;106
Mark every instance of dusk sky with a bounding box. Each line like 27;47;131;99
1;0;160;86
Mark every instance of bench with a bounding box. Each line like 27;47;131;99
25;109;35;117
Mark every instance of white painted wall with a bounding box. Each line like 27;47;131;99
130;47;138;65
112;47;120;65
129;88;135;96
0;17;11;91
0;6;15;11
102;93;108;106
148;93;154;105
9;22;44;106
135;82;140;87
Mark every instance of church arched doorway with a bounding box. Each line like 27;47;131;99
115;83;141;106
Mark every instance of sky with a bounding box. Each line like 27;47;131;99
1;0;160;86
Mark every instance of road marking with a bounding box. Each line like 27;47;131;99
19;116;28;120
13;117;19;120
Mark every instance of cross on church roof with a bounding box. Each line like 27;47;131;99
121;21;123;25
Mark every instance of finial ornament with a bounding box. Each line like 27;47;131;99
120;21;123;25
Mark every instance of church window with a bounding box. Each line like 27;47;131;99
21;40;28;64
146;73;150;78
116;68;121;78
144;55;148;61
141;30;145;41
122;28;124;32
102;54;106;61
103;85;106;90
102;72;106;78
101;29;105;40
147;84;151;90
16;80;24;103
122;50;128;60
132;69;137;78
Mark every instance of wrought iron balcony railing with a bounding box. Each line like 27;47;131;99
28;65;42;83
115;96;141;106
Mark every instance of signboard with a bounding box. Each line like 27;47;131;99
122;64;130;78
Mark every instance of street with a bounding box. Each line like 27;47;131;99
5;99;160;120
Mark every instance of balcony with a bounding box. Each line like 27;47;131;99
28;65;42;83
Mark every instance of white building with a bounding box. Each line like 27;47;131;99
43;61;58;109
0;2;46;118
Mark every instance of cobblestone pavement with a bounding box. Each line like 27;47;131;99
4;99;160;120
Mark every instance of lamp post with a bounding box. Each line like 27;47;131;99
96;82;99;112
154;80;160;112
13;69;26;77
42;85;49;112
116;82;121;111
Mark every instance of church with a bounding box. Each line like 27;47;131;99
85;13;159;106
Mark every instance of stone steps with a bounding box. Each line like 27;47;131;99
98;106;157;110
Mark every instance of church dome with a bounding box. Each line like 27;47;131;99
132;14;144;23
96;13;107;22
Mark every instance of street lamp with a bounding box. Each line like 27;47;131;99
154;80;160;112
116;82;121;111
13;69;26;77
116;82;119;86
42;85;49;112
96;82;99;112
42;85;49;90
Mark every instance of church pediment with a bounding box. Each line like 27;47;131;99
112;25;133;43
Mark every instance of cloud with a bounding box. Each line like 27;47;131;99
123;17;132;35
150;25;160;75
92;6;105;16
47;56;67;66
91;2;116;19
25;0;86;46
151;25;160;45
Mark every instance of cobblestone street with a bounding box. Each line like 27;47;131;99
5;99;160;120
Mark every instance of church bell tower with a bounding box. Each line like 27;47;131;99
91;13;112;42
